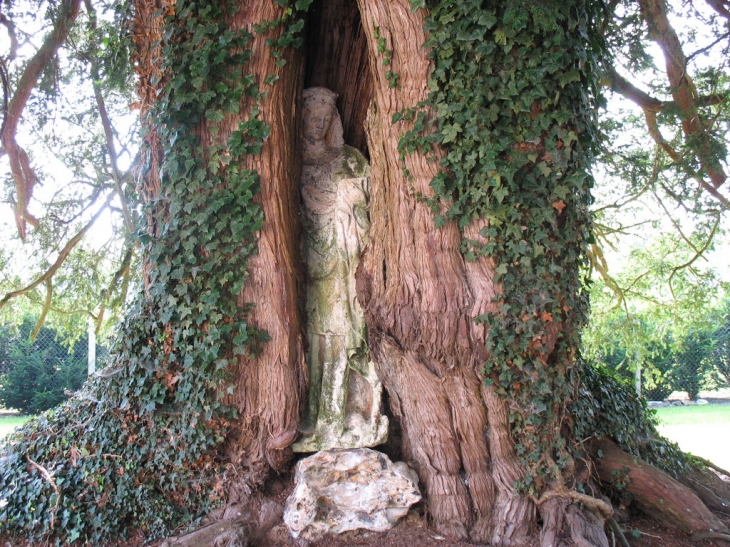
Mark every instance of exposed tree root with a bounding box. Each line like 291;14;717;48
691;531;730;543
565;503;610;547
691;456;730;481
608;517;631;547
678;463;730;516
160;500;282;547
589;438;728;535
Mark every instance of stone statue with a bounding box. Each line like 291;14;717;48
292;87;388;452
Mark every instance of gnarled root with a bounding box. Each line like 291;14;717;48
160;500;283;547
588;438;728;535
691;531;730;543
678;461;730;516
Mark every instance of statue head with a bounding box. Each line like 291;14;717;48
302;87;344;149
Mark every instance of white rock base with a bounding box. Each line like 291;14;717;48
283;448;421;540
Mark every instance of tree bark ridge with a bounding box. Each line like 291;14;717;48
589;438;728;534
223;2;307;483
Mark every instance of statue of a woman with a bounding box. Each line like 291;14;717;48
293;87;388;452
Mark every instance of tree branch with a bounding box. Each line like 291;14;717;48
95;246;134;334
0;0;83;239
704;0;730;20
643;109;730;208
607;68;728;112
607;68;664;112
30;279;53;341
667;215;720;297
686;31;730;63
0;57;9;142
84;0;135;235
0;192;115;308
0;13;19;63
638;0;727;188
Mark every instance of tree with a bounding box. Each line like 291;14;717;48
0;317;89;414
1;0;729;546
0;0;138;338
708;302;730;387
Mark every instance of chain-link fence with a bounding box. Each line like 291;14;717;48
639;322;730;402
4;314;728;413
0;319;108;415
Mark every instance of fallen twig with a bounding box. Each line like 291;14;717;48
26;455;61;529
691;531;730;543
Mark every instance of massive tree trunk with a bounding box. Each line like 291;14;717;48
222;1;307;485
134;0;308;488
2;1;729;546
355;1;518;542
135;0;730;544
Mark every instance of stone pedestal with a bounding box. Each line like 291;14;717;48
283;448;421;540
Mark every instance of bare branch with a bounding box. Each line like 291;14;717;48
0;192;115;308
0;12;19;64
638;0;727;188
704;0;730;20
667;215;720;295
0;0;83;239
30;279;53;341
651;190;701;254
0;57;9;143
606;68;728;112
84;0;135;235
96;246;134;334
607;69;664;112
686;31;730;63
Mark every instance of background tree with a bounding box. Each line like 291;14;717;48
0;1;729;547
0;0;138;338
0;316;90;414
584;229;727;397
708;301;730;387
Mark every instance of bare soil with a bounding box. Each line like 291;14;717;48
2;509;729;547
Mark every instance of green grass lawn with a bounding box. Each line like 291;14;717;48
0;415;32;441
654;404;730;472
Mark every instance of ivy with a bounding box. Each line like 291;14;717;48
0;1;309;544
572;362;690;478
373;24;400;89
406;0;606;490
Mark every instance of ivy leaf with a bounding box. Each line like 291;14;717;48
494;28;508;45
206;109;225;123
537;161;552;177
441;123;462;143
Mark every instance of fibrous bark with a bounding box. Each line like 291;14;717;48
353;0;516;542
589;439;728;534
223;1;307;481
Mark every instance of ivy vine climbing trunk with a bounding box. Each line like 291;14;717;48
135;0;308;490
355;0;541;543
3;1;730;546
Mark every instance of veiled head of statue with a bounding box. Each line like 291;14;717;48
302;87;344;149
